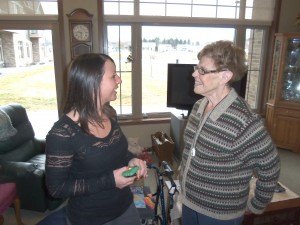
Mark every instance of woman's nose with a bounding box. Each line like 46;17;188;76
116;75;122;84
192;70;198;78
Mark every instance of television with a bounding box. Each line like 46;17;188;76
167;63;247;116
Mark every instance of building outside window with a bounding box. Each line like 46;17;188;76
0;0;58;15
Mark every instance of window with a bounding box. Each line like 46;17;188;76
107;25;132;115
103;0;276;118
104;0;134;15
18;41;24;58
104;0;275;21
140;0;241;18
0;29;59;138
26;42;30;57
141;26;234;114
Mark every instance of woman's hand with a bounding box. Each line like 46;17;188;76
128;158;148;180
113;167;136;189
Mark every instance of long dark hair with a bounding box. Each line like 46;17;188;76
63;53;116;134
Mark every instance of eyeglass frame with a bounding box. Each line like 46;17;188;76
193;66;228;75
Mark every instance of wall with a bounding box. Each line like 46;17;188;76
121;123;170;148
278;0;300;33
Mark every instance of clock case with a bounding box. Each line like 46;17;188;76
67;8;93;59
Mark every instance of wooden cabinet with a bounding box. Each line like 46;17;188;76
243;181;300;225
151;131;174;166
266;33;300;153
243;197;300;225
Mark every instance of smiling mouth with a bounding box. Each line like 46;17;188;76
194;81;202;86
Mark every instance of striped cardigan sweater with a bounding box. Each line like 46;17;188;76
180;89;280;220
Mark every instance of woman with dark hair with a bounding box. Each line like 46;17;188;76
179;41;280;225
40;53;147;225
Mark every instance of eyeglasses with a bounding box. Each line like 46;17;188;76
193;66;227;75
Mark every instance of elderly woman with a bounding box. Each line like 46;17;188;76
180;40;280;225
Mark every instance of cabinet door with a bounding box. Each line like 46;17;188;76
280;37;300;103
266;33;300;153
273;114;300;152
268;33;300;108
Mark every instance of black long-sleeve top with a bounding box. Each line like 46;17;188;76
45;115;134;225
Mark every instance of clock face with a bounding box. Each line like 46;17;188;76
72;24;90;41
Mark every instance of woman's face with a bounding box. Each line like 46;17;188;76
192;56;223;97
99;60;122;105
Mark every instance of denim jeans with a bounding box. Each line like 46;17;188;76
36;207;67;225
182;205;244;225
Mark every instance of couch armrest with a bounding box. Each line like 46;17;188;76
33;137;46;154
1;160;50;211
1;161;43;179
0;173;14;183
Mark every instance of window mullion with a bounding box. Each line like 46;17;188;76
131;23;143;119
134;0;139;16
104;15;272;26
239;0;246;19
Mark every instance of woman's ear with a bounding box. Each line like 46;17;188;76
221;70;233;84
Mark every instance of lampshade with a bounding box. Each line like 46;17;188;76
0;109;17;141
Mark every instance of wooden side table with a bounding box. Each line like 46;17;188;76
243;182;300;225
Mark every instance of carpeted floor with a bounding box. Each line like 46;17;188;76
277;148;300;195
2;148;299;225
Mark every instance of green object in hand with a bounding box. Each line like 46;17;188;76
122;166;139;177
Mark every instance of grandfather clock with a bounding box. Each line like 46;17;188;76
67;8;93;59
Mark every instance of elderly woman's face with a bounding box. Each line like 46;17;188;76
192;56;224;97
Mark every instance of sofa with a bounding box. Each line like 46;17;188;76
0;104;65;212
